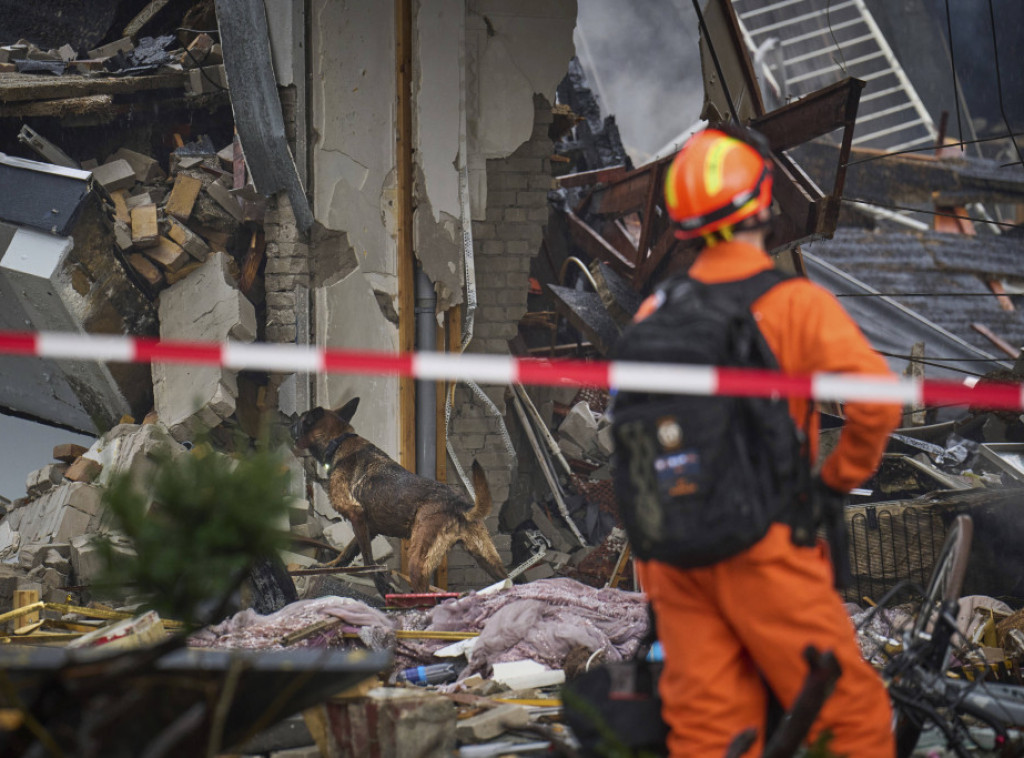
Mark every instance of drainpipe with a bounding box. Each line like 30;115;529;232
416;266;437;479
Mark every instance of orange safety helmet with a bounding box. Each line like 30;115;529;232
664;127;773;241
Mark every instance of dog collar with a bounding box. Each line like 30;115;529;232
321;432;359;467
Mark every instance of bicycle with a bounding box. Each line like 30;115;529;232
867;514;1024;757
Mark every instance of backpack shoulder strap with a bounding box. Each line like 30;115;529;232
704;268;793;310
661;268;793;311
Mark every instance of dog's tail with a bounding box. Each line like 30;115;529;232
465;460;493;521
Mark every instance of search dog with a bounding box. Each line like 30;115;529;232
291;398;508;596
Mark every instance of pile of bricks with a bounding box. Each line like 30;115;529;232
89;136;257;295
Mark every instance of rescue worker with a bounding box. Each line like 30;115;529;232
635;126;901;756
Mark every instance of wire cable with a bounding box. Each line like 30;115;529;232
842;131;1024;166
826;0;848;76
987;0;1024;172
943;0;965;153
842;198;1022;229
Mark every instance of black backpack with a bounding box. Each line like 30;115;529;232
610;269;807;568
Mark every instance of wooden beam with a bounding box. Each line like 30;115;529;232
0;71;188;103
567;211;635;277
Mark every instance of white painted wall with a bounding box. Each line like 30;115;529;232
310;0;397;283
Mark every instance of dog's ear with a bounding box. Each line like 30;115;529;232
335;397;360;424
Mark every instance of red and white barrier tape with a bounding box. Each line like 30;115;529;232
1;330;1020;409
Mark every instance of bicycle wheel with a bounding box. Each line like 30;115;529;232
894;514;973;758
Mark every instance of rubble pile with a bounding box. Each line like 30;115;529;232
0;30;224;94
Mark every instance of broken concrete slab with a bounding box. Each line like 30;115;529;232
152;251;256;441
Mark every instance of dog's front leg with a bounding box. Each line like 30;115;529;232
348;510;391;598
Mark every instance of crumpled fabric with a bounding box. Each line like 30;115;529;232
188;595;395;651
427;577;649;678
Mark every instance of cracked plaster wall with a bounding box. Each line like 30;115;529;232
309;0;400;455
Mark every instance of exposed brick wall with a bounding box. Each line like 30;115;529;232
445;93;554;589
264;84;310;345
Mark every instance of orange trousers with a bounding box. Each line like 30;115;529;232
638;523;895;757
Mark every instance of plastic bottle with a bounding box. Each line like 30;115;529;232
395;662;458;686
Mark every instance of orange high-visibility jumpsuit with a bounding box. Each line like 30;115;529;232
635;240;901;757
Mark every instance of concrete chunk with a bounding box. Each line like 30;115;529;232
93;159;136;193
110;148;165;183
558;401;599;457
26;463;68;498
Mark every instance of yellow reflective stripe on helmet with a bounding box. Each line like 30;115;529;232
664;160;680;214
704;137;738;196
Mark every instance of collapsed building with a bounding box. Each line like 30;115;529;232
1;0;1024;755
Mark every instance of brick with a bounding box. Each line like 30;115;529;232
265;257;309;275
504;157;543;173
52;444;88;464
165;174;203;222
128;253;165;287
527;207;549;222
26;464;67;497
265;325;296;342
471;222;496;239
206;181;243;221
496;223;534;240
516;190;550;206
503;208;527;222
130;203;159;247
266;307;297;327
109;189;130;223
65;457;102;484
93;159;136;193
166;219;210;260
506;240;531;255
479;240;504;255
142;236;189;272
487;190;517;207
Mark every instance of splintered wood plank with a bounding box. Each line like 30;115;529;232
130;203;159;248
12;591;39;628
142;236;189;273
165;174;203;222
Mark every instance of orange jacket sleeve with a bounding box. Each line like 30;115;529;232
758;280;902;493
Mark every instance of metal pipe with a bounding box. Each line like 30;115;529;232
511;394;588;548
416;267;437;479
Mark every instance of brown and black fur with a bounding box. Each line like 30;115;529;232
291;398;508;596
